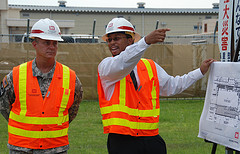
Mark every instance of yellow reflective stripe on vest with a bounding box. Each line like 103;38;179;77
141;58;157;109
119;78;126;106
141;59;153;79
19;62;27;116
58;64;70;117
9;112;69;125
102;118;158;130
101;105;160;117
8;125;68;138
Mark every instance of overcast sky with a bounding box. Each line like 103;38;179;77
8;0;219;9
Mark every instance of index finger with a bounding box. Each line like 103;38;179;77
157;28;171;32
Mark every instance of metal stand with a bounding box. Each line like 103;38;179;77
225;147;240;154
205;140;240;154
205;140;217;154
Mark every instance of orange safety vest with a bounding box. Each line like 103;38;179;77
8;60;76;149
98;58;160;136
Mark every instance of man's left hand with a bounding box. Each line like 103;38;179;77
200;58;216;75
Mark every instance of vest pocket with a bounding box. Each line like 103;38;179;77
27;88;41;97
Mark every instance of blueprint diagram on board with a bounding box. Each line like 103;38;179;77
198;62;240;151
206;76;240;128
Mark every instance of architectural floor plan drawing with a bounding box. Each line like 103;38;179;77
198;62;240;151
206;76;240;128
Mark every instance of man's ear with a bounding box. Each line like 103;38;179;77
127;37;134;45
32;40;37;47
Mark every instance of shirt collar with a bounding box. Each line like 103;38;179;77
32;58;56;79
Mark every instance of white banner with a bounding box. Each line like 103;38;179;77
198;62;240;151
218;0;233;62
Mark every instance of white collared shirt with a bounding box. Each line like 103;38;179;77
98;37;203;100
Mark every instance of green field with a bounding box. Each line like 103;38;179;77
0;100;226;154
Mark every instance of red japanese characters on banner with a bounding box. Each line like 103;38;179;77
219;0;233;62
221;2;229;51
221;1;230;59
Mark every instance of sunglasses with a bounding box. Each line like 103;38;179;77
106;36;128;43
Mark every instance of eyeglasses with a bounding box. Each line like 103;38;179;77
106;36;127;43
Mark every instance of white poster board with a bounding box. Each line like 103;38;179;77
198;62;240;151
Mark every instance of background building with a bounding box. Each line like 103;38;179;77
0;0;218;43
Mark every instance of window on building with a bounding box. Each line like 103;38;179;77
204;24;208;33
22;13;30;17
193;25;202;30
205;16;212;19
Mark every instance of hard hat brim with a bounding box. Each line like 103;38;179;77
29;34;63;41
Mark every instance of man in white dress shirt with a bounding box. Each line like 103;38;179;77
97;17;214;154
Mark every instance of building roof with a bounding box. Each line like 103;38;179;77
9;4;219;14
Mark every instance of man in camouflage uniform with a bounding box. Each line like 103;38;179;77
0;18;83;154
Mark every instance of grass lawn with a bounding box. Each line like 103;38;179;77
0;99;226;154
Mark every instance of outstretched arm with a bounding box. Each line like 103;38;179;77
157;58;215;96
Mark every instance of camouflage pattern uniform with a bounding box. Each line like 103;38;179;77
0;59;83;154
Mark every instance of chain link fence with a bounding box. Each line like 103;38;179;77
164;34;218;45
0;34;101;43
0;34;218;45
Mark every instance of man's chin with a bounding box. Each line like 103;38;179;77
111;50;120;56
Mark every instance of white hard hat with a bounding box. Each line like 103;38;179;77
102;18;141;43
29;18;63;41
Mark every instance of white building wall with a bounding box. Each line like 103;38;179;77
0;0;219;43
202;19;218;33
0;0;8;10
18;11;218;37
